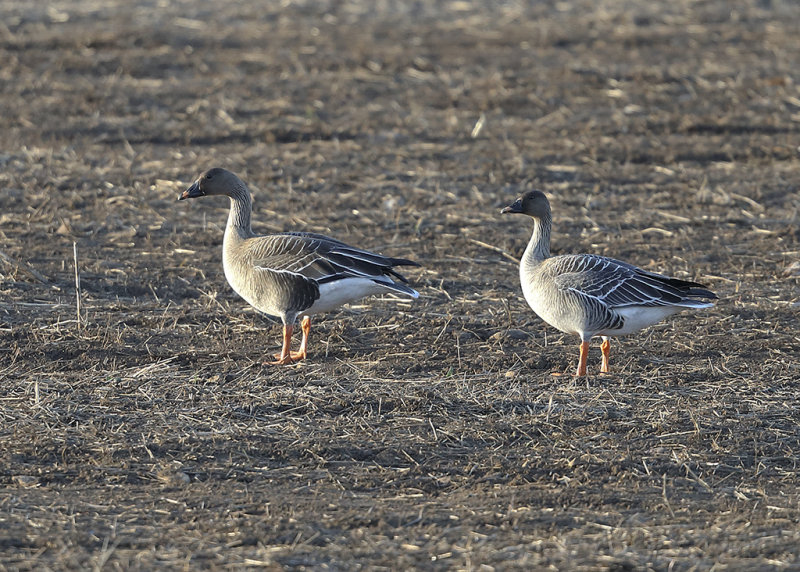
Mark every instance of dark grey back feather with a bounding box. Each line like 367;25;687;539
253;267;320;315
552;254;717;308
250;233;417;287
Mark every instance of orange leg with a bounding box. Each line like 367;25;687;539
600;338;611;373
270;324;294;365
289;316;310;361
575;340;589;376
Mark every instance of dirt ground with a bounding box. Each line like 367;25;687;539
1;0;800;569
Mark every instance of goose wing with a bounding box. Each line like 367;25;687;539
551;254;696;308
249;233;417;286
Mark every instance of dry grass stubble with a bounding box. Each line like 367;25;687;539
2;0;800;569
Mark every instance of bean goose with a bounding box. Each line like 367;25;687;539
179;168;419;364
501;190;717;376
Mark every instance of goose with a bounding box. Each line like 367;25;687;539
501;190;717;376
179;167;419;364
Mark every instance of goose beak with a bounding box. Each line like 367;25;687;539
501;199;522;214
179;181;203;201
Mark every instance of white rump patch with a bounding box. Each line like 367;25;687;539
603;305;682;336
303;278;389;315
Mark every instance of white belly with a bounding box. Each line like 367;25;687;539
301;278;387;316
600;305;682;336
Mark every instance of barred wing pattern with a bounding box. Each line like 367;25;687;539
552;254;714;309
249;233;418;292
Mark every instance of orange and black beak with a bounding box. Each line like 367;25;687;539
179;181;204;201
500;198;523;214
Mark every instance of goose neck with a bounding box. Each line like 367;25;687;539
226;186;254;237
523;214;551;266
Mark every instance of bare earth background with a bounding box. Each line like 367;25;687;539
1;0;800;569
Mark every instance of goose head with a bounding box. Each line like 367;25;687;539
180;167;242;200
500;190;550;219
